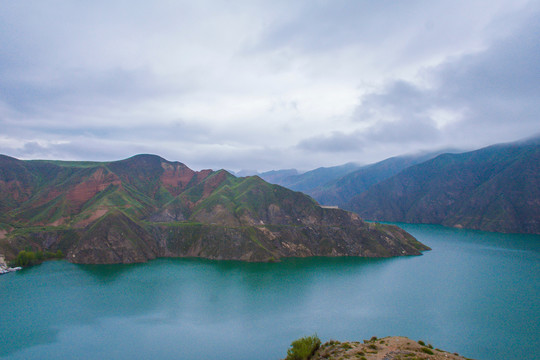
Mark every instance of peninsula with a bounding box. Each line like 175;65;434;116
0;154;428;265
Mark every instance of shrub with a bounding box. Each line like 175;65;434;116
286;334;321;360
45;251;56;258
15;250;37;267
417;340;425;346
13;249;65;267
421;347;434;355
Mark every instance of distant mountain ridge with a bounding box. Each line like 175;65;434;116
309;150;454;206
258;150;455;208
260;162;362;193
256;169;299;184
345;138;540;234
0;154;428;264
255;138;539;234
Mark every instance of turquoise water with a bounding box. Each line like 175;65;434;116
0;224;539;360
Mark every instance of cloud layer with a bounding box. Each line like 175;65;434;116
0;0;538;171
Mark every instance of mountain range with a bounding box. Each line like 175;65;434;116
259;151;456;207
0;154;428;264
262;138;540;234
346;138;540;234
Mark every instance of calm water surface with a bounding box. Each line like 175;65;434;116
1;224;539;360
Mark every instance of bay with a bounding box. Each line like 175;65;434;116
1;223;539;360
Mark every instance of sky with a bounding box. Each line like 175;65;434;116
1;0;539;172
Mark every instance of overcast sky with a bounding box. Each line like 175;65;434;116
1;0;538;171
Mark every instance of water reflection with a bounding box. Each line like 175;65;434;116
74;262;145;282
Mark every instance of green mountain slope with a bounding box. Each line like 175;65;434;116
0;155;428;264
308;151;449;206
346;139;540;234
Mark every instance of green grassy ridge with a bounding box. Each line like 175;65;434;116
187;174;243;218
12;193;69;225
163;169;234;207
191;175;321;225
191;184;236;213
2;155;236;228
105;155;171;199
154;185;175;206
28;160;107;168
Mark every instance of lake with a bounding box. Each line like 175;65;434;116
1;223;539;360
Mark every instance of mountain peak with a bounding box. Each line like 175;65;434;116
121;154;167;163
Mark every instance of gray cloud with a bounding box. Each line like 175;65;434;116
297;131;364;153
334;11;540;155
0;67;175;116
0;1;538;171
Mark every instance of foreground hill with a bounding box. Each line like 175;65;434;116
0;155;428;264
346;139;540;234
287;336;474;360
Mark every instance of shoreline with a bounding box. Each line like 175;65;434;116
0;254;22;275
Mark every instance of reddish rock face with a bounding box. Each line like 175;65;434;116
66;168;122;210
0;180;31;203
201;170;229;199
159;162;216;198
160;162;196;196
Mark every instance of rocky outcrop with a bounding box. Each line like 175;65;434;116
303;336;474;360
0;254;6;269
68;211;158;264
151;217;428;262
